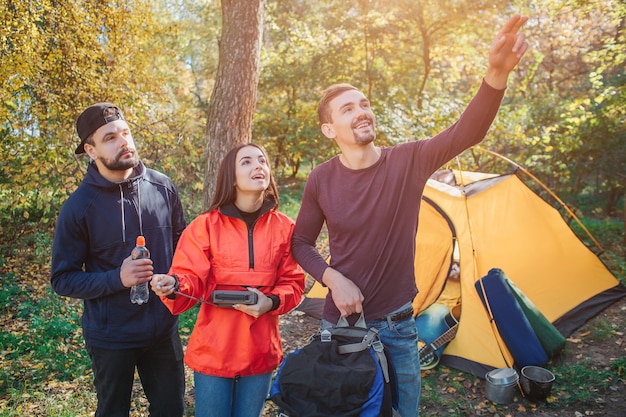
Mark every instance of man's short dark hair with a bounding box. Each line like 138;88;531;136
317;84;359;125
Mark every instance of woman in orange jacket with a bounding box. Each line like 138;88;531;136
152;143;305;417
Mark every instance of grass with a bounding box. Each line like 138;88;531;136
552;362;612;407
585;317;620;342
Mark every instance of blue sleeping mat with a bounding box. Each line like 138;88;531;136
475;268;548;368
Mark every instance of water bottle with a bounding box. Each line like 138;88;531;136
130;235;150;305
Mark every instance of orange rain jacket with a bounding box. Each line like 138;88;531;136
161;200;305;378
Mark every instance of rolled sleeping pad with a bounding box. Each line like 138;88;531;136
474;268;548;368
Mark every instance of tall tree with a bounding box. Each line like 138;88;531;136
203;0;265;207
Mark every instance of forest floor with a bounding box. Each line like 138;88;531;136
264;295;626;416
1;247;623;416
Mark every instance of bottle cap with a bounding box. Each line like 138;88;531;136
136;235;146;246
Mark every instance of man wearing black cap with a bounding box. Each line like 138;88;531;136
51;103;187;416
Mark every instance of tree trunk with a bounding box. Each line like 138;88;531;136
203;0;265;209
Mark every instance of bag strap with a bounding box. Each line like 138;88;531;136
337;327;378;354
335;312;389;383
337;312;367;329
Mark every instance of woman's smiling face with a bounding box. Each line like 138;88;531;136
235;145;271;195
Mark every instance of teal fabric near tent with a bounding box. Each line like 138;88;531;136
505;277;567;358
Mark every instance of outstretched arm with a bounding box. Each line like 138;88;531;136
484;14;529;89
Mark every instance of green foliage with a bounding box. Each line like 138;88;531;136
0;274;89;400
514;0;626;215
3;0;624;232
278;179;305;220
570;218;625;283
0;0;213;228
256;0;514;173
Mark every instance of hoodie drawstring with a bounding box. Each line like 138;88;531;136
119;177;143;245
119;185;126;245
137;180;143;236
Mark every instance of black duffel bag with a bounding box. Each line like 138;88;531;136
269;313;400;417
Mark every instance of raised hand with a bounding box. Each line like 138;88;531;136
485;14;529;89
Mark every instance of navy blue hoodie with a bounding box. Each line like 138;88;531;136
51;160;186;349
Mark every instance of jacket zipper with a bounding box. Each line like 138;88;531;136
247;223;255;269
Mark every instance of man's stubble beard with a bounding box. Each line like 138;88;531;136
352;115;376;145
353;129;376;145
101;149;140;171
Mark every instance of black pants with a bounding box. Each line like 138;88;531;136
86;332;185;417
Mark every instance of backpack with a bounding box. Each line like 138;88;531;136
269;313;400;417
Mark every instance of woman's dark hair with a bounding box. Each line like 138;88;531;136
207;143;279;212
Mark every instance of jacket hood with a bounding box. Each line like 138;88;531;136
84;160;147;245
84;160;146;189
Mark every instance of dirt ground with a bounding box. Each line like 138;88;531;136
265;295;626;416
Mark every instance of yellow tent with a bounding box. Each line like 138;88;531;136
298;170;626;377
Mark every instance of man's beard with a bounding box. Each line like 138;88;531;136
353;129;375;145
101;148;139;171
352;116;376;145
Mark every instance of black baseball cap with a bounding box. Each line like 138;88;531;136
75;103;125;154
